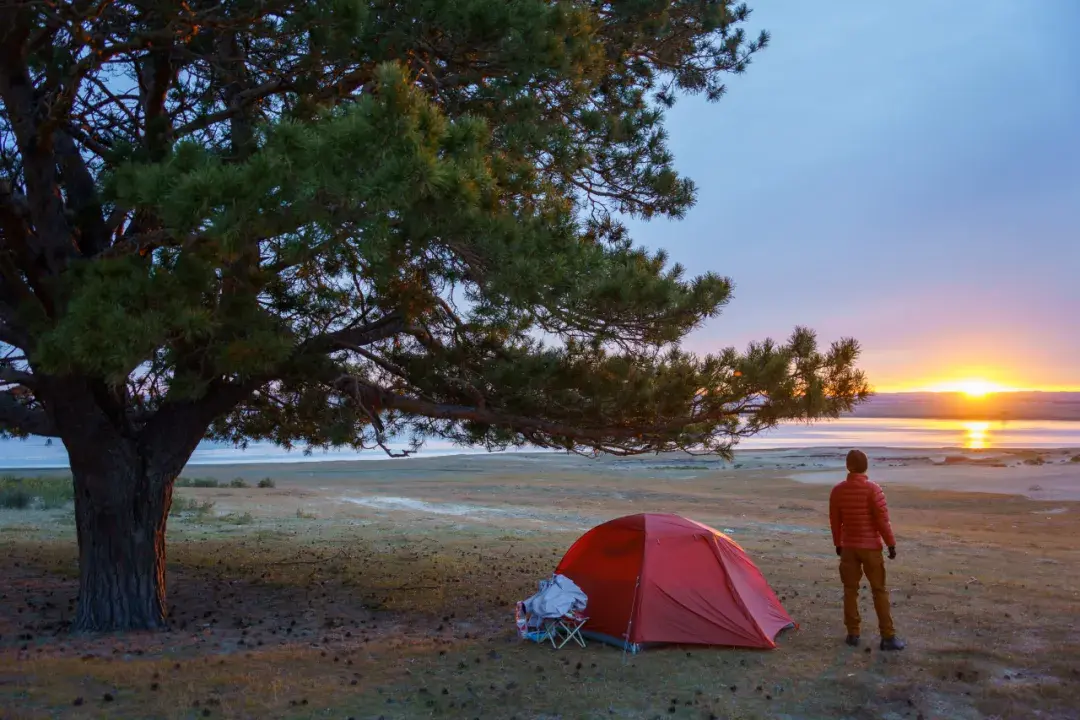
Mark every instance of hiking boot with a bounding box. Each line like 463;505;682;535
845;635;860;647
880;637;906;651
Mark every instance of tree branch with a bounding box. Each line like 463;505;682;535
0;365;36;387
138;376;262;480
0;10;74;294
137;34;177;161
172;65;375;139
332;375;735;450
0;179;30;223
173;76;292;139
53;130;109;257
0;179;47;335
0;391;57;437
302;312;406;355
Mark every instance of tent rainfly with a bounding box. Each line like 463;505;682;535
555;513;795;652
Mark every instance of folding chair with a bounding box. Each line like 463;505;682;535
516;574;588;649
516;603;588;649
549;609;588;649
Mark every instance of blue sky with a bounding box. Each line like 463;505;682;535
626;0;1080;390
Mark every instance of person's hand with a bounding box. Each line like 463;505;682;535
887;546;897;560
835;546;842;557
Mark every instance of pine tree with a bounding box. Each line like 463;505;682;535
0;1;869;631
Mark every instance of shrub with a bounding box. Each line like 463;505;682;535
1070;454;1080;463
170;496;215;519
229;477;249;488
176;477;220;488
223;512;254;525
257;477;276;489
32;478;74;509
0;475;73;509
0;488;31;509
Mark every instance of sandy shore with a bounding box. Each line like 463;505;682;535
170;444;1080;502
781;448;1080;501
790;463;1080;501
148;444;1080;528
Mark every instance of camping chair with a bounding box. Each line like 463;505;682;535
517;603;588;649
516;574;589;649
548;609;588;649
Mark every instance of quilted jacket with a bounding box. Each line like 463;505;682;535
829;473;896;550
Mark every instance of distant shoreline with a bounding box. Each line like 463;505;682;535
2;408;1079;472
852;391;1080;421
2;443;1078;475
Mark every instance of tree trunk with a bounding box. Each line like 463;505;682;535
41;376;246;633
71;445;177;632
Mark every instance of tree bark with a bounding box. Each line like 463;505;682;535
41;377;216;633
70;441;176;632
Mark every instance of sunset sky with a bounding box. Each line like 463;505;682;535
626;0;1080;392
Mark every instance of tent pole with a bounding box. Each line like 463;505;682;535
621;575;641;665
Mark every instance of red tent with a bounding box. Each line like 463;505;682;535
555;513;794;651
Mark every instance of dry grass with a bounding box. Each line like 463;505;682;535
1;458;1078;719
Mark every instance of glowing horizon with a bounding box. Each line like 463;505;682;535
924;379;1016;397
871;378;1080;395
840;358;1079;396
859;358;1080;395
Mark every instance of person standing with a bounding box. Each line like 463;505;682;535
829;449;906;651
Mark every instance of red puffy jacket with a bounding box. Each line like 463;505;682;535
829;473;896;550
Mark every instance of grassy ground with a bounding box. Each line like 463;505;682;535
0;456;1078;719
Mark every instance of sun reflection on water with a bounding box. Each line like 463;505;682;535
963;421;991;449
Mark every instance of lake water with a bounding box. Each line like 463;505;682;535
737;417;1080;451
2;417;1078;470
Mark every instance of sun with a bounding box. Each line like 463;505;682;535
932;379;1012;398
956;380;1000;398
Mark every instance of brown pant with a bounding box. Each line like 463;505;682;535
839;547;895;638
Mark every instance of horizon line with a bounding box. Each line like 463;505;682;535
870;387;1080;395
